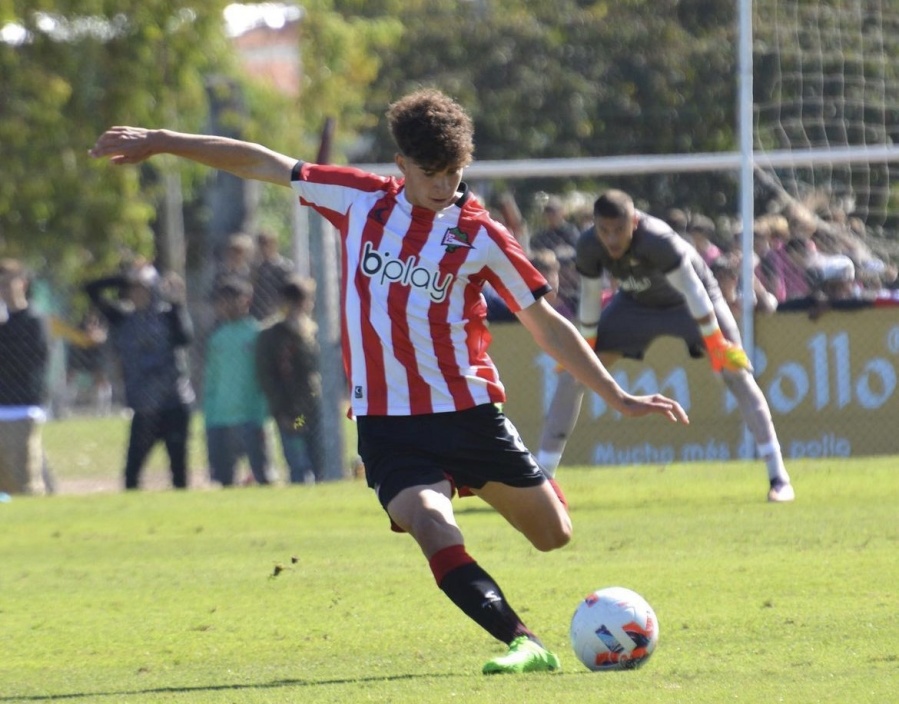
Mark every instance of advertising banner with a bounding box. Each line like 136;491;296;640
489;308;899;465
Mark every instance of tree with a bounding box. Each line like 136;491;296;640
0;0;399;294
336;0;740;218
1;0;237;284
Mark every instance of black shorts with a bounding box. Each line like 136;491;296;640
594;293;740;361
357;403;545;510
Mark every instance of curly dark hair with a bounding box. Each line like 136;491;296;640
386;88;474;171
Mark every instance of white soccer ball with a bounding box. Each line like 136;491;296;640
569;586;659;671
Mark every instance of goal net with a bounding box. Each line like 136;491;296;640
752;0;899;238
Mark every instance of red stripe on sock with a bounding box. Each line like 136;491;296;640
428;545;475;585
549;478;568;510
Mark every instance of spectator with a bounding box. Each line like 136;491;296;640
783;202;818;240
62;308;113;416
710;254;778;319
779;249;863;318
0;259;50;495
529;195;579;253
250;229;295;322
212;232;254;293
553;244;581;316
256;276;323;484
844;216;895;292
204;276;272;487
85;264;195;490
494;191;529;246
751;215;788;303
781;237;816;300
664;207;690;238
531;249;575;320
685;214;723;268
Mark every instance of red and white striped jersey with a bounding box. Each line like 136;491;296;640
290;162;550;417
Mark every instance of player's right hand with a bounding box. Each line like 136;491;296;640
89;126;156;164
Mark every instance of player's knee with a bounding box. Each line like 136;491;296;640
531;518;572;552
408;503;457;542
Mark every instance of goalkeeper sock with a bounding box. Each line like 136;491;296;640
535;450;562;477
759;441;790;484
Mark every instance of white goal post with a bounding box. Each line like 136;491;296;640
353;143;899;180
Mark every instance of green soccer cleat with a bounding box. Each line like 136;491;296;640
482;636;561;675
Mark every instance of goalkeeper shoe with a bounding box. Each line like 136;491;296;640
482;636;561;675
767;480;795;503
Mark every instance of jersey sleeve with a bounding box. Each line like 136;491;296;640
478;217;550;313
575;227;605;279
290;161;394;229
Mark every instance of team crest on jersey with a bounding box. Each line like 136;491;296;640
441;227;473;252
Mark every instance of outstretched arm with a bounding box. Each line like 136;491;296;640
89;127;296;186
517;298;689;423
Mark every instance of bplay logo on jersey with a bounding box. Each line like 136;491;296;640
618;275;652;294
360;241;455;302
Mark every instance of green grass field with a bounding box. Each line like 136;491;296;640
2;439;897;703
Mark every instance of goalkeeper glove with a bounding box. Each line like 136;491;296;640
703;328;752;373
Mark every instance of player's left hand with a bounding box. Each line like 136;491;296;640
704;329;753;373
718;343;752;373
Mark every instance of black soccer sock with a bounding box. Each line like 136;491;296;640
432;548;535;646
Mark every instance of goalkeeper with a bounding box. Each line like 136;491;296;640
535;189;794;502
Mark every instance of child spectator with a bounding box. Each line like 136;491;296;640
204;277;272;486
250;229;295;322
256;276;323;484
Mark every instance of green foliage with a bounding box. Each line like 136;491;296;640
342;0;741;215
297;0;402;156
1;0;235;282
4;1;897;284
1;455;896;703
1;1;398;292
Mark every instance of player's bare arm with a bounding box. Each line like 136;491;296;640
89;127;296;186
517;298;688;424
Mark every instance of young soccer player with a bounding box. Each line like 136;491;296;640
535;189;794;503
90;89;688;673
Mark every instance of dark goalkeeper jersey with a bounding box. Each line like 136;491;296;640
575;210;723;309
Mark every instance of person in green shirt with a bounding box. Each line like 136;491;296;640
204;276;272;486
